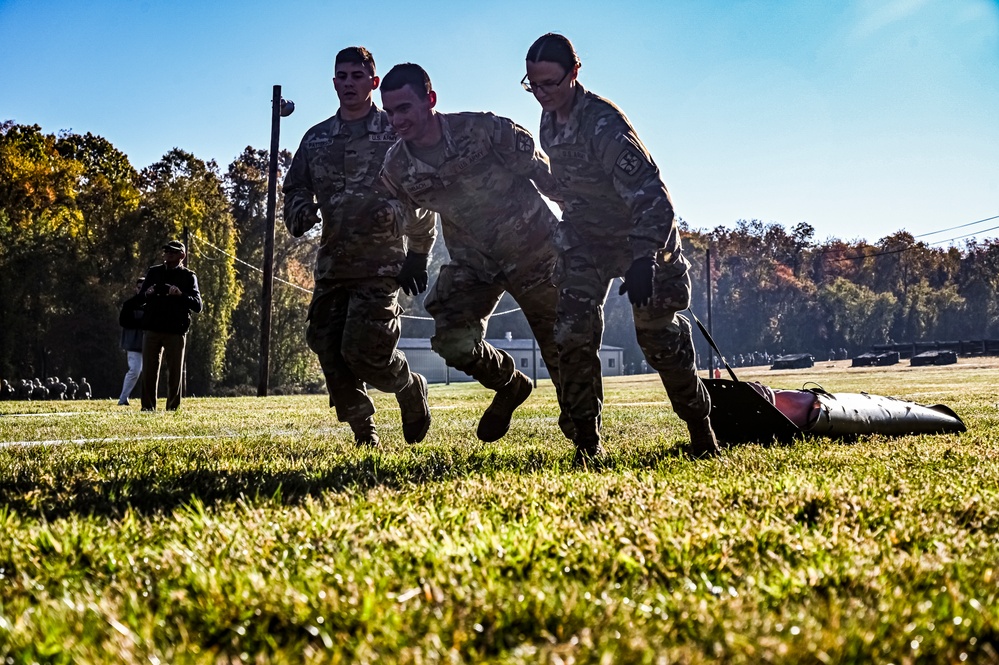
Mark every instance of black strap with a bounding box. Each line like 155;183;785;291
689;310;740;383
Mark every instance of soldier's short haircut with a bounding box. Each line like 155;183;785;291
526;33;581;72
335;46;376;75
381;63;432;99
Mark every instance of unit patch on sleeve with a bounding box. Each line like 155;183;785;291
517;134;533;153
615;150;641;176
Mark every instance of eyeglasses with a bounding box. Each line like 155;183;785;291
521;70;569;94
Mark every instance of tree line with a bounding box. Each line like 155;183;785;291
2;121;997;396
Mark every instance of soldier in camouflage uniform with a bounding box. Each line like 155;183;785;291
379;63;571;443
283;47;436;447
524;33;720;462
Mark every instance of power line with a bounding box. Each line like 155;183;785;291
190;234;312;295
728;211;999;259
926;223;999;246
914;214;999;238
823;223;999;263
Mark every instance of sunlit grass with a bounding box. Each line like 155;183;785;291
1;361;997;663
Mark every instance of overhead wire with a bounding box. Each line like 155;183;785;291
913;214;999;238
807;213;999;263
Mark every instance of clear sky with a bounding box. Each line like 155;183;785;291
2;0;997;243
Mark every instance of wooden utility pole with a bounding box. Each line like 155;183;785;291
258;85;282;397
706;246;715;375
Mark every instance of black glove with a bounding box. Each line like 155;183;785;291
288;201;321;237
618;256;656;307
396;252;429;296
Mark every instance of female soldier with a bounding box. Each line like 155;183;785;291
524;33;719;462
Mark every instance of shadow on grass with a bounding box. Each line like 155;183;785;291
0;442;700;520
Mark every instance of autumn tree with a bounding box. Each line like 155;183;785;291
139;149;239;394
223;146;318;391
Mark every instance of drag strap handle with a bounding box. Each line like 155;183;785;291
689;310;740;383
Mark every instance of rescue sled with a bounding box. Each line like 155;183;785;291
704;378;966;445
692;316;966;445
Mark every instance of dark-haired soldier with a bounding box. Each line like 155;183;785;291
524;33;719;462
283;47;436;447
380;63;571;444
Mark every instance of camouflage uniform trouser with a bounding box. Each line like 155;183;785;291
554;247;710;424
424;262;562;395
306;277;412;423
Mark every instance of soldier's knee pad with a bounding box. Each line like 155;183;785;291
644;317;696;373
431;331;480;368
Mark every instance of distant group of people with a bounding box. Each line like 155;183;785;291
0;376;91;401
281;34;719;463
729;352;775;368
827;348;850;361
2;240;201;411
117;240;203;411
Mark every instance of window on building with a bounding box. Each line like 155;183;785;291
608;358;616;368
520;358;529;368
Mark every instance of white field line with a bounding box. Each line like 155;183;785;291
1;412;85;418
1;434;244;448
0;403;671;447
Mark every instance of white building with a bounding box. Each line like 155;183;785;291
397;335;625;384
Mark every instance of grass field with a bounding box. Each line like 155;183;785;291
1;361;997;663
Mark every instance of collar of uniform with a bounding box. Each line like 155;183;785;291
437;113;460;156
400;112;457;172
542;83;588;142
367;106;392;134
331;105;386;136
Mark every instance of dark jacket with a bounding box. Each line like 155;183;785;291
118;292;145;351
140;264;203;334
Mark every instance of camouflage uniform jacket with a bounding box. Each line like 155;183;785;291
283;106;436;283
381;112;559;285
539;84;682;263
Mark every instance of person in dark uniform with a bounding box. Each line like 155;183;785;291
139;240;202;411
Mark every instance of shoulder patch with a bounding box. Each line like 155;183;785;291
517;133;533;152
616;150;642;176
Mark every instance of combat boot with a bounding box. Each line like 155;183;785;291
687;416;721;459
476;370;533;442
558;410;576;440
396;373;431;444
571;417;604;468
349;416;379;447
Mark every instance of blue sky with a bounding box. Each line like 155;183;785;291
1;0;997;243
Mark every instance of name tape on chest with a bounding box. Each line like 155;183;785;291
552;147;589;162
438;146;488;179
404;179;434;195
305;137;333;150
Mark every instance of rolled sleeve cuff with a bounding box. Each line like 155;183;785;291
629;237;663;263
